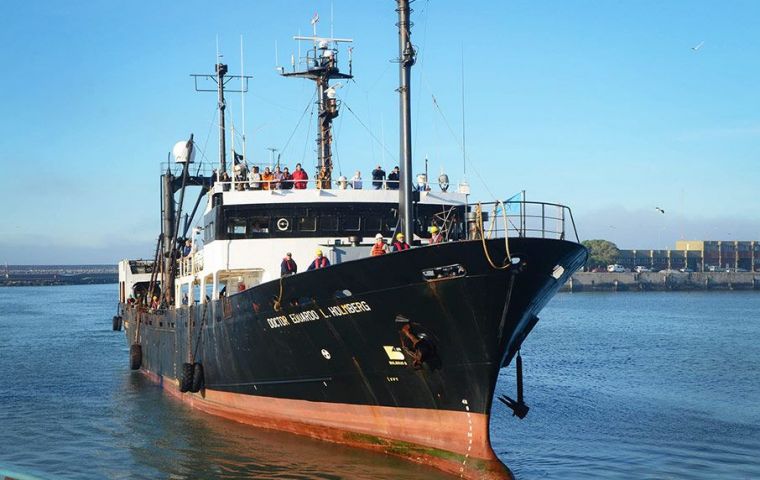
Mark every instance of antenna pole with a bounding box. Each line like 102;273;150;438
241;35;246;161
461;44;466;176
397;0;415;241
216;61;228;173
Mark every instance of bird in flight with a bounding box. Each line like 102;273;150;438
691;41;704;52
655;207;665;214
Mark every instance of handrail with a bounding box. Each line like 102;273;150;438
468;200;580;243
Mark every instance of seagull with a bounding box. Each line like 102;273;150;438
655;207;665;214
691;41;704;52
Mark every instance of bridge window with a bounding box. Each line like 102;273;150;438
228;218;247;238
249;217;270;234
320;215;338;231
364;216;382;232
298;216;317;232
342;215;361;231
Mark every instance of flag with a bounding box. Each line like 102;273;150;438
310;11;319;25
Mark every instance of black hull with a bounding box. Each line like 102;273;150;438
123;238;586;478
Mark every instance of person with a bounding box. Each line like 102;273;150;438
281;252;298;276
150;295;160;309
371;233;388;256
387;166;400;190
233;162;247;190
391;232;410;252
272;166;284;189
371;165;386;189
292;163;309;189
261;167;273;190
249;166;262;190
350;170;362;189
182;239;192;257
282;167;293;189
317;166;330;189
337;175;348;189
307;249;331;270
220;171;231;191
430;225;443;244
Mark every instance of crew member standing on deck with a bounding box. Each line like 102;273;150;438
307;249;331;270
371;233;388;256
281;253;298;276
430;226;443;244
292;163;309;189
391;233;410;252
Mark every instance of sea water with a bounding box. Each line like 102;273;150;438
1;285;758;479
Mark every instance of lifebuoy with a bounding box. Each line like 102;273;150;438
276;218;290;231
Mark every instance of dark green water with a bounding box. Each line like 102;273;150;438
1;285;759;479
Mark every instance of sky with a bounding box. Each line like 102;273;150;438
0;1;758;264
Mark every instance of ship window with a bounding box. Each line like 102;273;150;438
320;215;338;231
364;216;381;232
228;218;247;238
249;217;270;234
204;222;214;242
342;215;361;231
298;216;317;232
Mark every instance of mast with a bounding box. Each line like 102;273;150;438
397;0;415;240
191;63;251;175
216;62;228;173
281;19;353;189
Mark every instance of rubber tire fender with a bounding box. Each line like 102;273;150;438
112;315;122;331
180;362;194;393
190;363;205;393
129;344;142;370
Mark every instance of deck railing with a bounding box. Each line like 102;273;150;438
472;200;580;243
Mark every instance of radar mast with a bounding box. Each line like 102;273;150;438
281;16;353;189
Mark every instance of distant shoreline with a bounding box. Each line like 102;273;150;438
0;265;117;287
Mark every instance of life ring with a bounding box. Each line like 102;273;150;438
276;218;290;231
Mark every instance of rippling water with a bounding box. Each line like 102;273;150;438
1;285;759;479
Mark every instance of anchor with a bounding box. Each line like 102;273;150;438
498;350;530;419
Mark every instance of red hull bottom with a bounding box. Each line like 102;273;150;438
142;369;513;479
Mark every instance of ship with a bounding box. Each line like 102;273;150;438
115;2;587;479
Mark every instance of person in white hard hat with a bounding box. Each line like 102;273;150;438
371;233;388;256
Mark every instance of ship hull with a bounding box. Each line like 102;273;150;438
123;238;586;479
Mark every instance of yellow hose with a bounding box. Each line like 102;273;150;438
477;201;512;270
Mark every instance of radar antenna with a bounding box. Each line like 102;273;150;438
280;18;353;189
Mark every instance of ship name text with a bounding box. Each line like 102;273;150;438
266;301;372;329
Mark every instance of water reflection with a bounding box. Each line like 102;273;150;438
117;373;457;480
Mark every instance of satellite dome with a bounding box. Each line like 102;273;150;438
172;140;195;164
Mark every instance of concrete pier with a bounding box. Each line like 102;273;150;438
562;272;760;292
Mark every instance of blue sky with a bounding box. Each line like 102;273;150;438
1;1;758;264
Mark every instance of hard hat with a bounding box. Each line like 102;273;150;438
430;226;439;233
396;233;405;240
375;233;384;240
315;249;323;256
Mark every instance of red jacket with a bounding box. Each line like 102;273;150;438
292;169;309;189
391;241;410;252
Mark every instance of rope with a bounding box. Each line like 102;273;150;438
476;202;512;270
273;274;285;312
191;301;209;363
